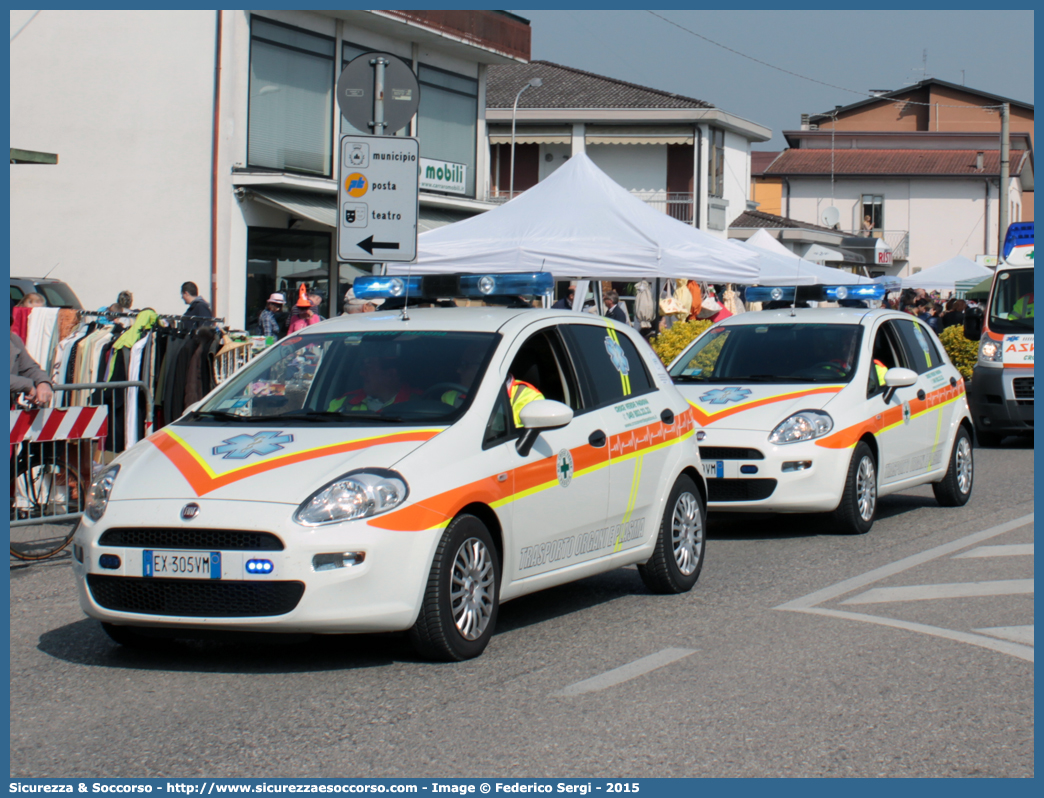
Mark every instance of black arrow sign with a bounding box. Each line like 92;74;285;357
357;236;401;255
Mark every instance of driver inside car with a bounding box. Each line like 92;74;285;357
802;327;859;379
329;355;419;412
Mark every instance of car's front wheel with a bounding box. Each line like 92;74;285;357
409;514;500;662
933;426;974;507
638;474;705;594
833;441;877;534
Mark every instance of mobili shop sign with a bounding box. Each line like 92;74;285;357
419;157;467;195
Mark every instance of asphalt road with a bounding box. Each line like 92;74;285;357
9;437;1033;779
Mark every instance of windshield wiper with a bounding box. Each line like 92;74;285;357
260;411;353;423
189;409;252;422
741;375;821;383
671;374;707;383
330;412;407;423
995;317;1034;329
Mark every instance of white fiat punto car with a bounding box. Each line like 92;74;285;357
667;301;974;534
73;281;706;660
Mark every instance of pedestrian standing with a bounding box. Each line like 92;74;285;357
342;289;385;315
287;285;320;333
258;293;286;338
10;331;53;408
603;290;627;324
181;281;213;327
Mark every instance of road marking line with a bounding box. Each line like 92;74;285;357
842;579;1034;605
555;648;695;697
774;513;1034;611
974;625;1034;646
954;543;1034;558
799;608;1034;663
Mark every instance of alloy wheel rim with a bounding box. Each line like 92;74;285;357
856;456;877;522
671;492;703;576
956;437;973;494
450;537;495;640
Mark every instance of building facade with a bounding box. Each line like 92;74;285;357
484;61;771;236
10;9;530;326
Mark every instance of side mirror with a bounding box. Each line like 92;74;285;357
963;306;984;341
516;399;573;456
882;367;918;403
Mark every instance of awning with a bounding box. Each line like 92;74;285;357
802;243;845;262
246;189;336;228
585;125;694;145
841;236;893;267
488;125;572;145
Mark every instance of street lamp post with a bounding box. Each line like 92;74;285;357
509;77;542;201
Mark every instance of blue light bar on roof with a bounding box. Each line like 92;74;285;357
353;273;553;300
745;286;795;303
459;273;554;297
353;275;423;300
823;284;887;301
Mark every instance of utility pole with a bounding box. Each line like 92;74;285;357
998;102;1010;258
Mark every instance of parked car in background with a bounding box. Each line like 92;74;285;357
10;277;83;309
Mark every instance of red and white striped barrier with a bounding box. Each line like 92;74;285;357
10;407;109;445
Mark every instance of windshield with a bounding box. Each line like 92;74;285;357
988;269;1034;334
669;323;863;384
187;330;499;425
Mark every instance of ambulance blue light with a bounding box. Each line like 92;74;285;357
352;275;423;300
459;273;554;297
245;559;274;574
745;286;795;303
99;554;121;569
823;284;887;301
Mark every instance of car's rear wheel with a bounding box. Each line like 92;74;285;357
638;474;705;594
933;426;974;507
409;514;500;662
833;441;877;534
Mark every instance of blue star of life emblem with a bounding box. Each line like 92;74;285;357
1006;335;1020;342
698;387;753;405
604;336;631;375
212;431;294;460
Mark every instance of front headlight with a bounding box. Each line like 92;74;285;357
294;469;409;527
979;335;1003;364
85;465;120;522
768;410;834;445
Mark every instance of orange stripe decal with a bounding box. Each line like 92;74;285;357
369;408;697;533
815;380;966;450
686;386;844;426
150;428;444;497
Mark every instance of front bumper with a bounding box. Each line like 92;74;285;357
71;499;440;634
700;431;852;513
967;366;1034;435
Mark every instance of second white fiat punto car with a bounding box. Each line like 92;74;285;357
668;295;974;534
73;276;707;660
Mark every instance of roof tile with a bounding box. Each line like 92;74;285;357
764;149;1028;177
486;60;713;110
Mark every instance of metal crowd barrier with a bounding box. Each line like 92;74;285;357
51;381;153;448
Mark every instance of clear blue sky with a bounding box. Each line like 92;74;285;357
512;9;1034;150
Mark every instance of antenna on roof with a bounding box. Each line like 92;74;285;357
41;262;60;280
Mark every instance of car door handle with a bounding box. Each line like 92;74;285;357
660;409;675;424
917;389;926;401
588;430;607;448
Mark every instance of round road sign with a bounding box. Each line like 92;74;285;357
336;52;420;134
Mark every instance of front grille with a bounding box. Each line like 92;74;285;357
700;446;765;460
98;528;284;551
87;575;304;617
708;478;778;502
1013;377;1033;404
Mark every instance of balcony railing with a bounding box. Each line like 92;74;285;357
846;229;910;261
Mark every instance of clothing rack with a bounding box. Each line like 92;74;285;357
77;309;228;324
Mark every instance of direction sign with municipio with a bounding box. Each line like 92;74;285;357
336;53;420;134
337;134;419;263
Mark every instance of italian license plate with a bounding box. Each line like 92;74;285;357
143;550;221;579
702;460;725;479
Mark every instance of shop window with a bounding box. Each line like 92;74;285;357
861;195;884;235
246;228;331;330
417;64;478;197
708;127;725;198
248;17;335;176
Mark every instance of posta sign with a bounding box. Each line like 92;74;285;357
419;157;467;195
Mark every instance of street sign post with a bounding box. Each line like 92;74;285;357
337;134;419;263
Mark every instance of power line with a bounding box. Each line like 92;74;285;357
645;11;1005;111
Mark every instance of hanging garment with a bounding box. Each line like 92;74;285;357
634;281;654;329
26;307;60;371
10;307;31;343
686;281;703;322
126;333;151;449
56;309;79;342
672;279;692;324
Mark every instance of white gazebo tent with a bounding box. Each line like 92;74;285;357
738;231;873;285
901;255;993;292
390;153;759;283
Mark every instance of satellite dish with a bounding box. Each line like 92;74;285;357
822;206;841;228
